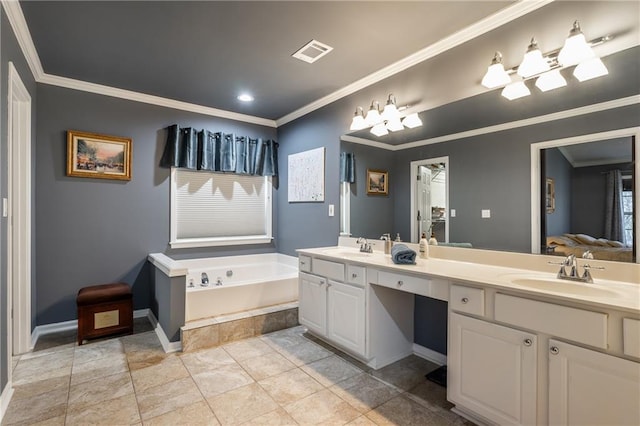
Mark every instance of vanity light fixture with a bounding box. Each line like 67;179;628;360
481;21;611;101
350;94;423;137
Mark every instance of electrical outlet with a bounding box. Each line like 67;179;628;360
328;204;335;216
481;209;491;218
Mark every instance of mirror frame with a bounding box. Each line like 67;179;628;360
410;156;449;244
530;126;640;263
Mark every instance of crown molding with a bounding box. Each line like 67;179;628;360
275;0;555;127
1;0;44;79
38;74;277;127
342;95;640;151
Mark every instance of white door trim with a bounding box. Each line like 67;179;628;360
8;62;32;355
410;156;449;244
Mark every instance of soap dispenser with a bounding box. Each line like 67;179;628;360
419;232;429;259
428;232;438;246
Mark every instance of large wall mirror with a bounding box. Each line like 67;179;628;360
531;128;639;263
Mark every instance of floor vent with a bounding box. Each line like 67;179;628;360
292;39;333;64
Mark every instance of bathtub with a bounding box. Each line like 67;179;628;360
180;253;299;322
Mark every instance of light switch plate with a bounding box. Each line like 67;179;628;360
450;209;456;217
328;204;335;216
2;198;7;217
481;209;491;218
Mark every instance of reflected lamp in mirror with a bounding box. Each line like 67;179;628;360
350;94;423;136
480;20;611;100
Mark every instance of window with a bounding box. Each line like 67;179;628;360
170;168;272;248
622;175;633;246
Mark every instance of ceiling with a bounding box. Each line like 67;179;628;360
559;138;633;168
20;1;511;122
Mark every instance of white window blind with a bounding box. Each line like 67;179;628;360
170;168;272;248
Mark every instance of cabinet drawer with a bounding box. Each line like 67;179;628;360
346;265;366;287
495;293;607;349
623;318;640;358
312;258;345;282
298;255;311;273
377;271;448;301
450;284;485;316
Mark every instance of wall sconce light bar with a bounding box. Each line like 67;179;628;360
350;94;422;136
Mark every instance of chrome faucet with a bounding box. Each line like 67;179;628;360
215;277;223;286
549;252;604;283
201;272;210;286
356;237;373;253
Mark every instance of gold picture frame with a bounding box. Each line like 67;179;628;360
546;177;555;213
367;169;388;196
67;130;132;181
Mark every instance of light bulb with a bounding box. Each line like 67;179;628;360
517;38;550;78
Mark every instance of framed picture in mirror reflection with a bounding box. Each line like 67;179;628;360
546;177;555;213
367;169;388;196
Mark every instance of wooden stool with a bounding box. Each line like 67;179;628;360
76;283;133;345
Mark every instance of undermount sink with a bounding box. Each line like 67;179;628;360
321;249;373;258
507;276;621;298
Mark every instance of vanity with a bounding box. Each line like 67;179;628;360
297;241;640;426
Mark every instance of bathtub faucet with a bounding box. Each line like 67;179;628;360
201;272;209;287
216;277;223;286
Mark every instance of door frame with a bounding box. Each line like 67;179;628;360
410;156;449;244
7;62;32;357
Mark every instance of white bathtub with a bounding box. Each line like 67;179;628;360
181;253;299;322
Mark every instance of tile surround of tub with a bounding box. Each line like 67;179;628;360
2;317;474;426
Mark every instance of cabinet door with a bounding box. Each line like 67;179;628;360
448;312;537;425
298;272;327;336
327;280;365;356
548;339;640;426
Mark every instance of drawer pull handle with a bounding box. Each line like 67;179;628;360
550;346;559;355
320;280;325;285
523;338;532;347
397;280;403;286
461;297;469;304
300;261;306;265
352;273;358;278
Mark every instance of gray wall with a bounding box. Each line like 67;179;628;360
1;8;38;397
545;148;572;238
35;85;278;326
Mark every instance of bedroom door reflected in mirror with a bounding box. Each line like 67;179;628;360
411;157;448;243
541;136;636;263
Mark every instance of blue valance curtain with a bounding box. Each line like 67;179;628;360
160;124;278;177
340;152;355;183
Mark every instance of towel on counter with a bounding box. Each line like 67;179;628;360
391;243;416;265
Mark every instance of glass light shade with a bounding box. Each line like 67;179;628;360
386;117;404;132
501;81;531;100
350;114;367;131
573;57;608;82
517;39;549;78
381;103;400;121
558;33;594;67
370;122;389;137
365;107;382;127
481;62;511;88
402;113;422;129
535;69;567;92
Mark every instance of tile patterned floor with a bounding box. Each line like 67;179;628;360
3;319;473;425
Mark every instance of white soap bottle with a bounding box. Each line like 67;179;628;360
419;232;429;259
429;232;438;246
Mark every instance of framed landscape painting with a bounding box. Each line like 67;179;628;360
367;169;388;195
67;130;132;181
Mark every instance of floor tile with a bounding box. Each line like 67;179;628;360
65;392;140;425
11;375;70;401
273;340;333;366
222;337;275;362
180;347;236;376
406;379;459;423
240;407;297;425
301;355;362;387
32;329;77;352
330;373;400;413
73;338;123;364
1;386;68;425
67;371;134;413
284;388;360;425
192;363;254;398
143;401;220;426
208;383;279;425
131;353;190;392
28;415;66;426
365;395;440;425
345;415;379;425
258;368;323;405
237;351;296;381
371;356;438;391
121;331;163;353
136;377;204;421
11;348;74;386
70;352;129;386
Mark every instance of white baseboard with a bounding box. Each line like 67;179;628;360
0;381;15;423
413;343;447;366
147;310;182;353
31;309;151;348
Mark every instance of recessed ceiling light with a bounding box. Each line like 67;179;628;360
237;93;254;102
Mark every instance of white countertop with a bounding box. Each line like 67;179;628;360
297;246;640;314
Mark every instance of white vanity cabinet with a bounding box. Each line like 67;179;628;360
548;339;640;426
448;312;538;426
298;258;367;358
